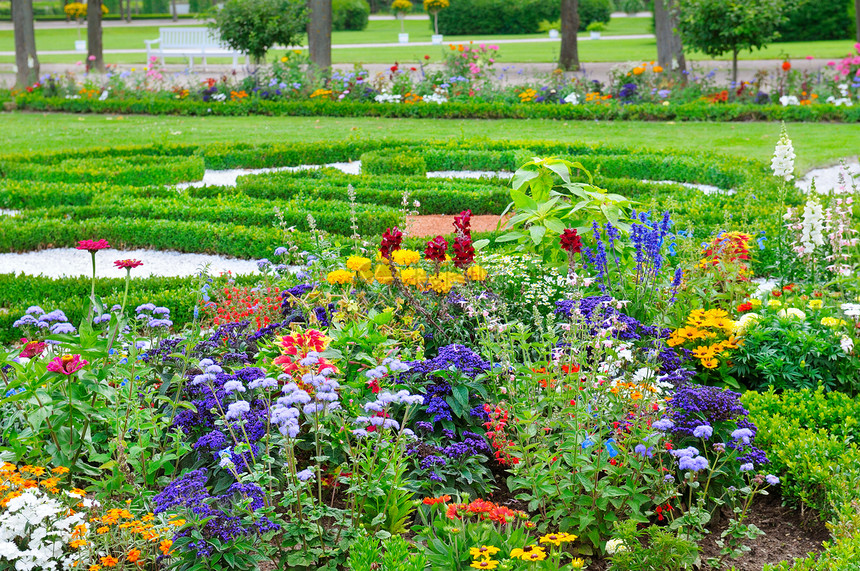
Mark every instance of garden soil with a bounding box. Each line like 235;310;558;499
406;214;509;237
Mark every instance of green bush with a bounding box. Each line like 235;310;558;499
333;0;370;30
361;150;427;176
434;0;558;34
777;0;853;42
1;155;203;186
578;0;611;30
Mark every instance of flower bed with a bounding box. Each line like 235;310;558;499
0;127;857;570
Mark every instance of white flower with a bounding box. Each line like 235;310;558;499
779;95;799;106
778;308;806;320
826;96;854;107
841;303;860;318
374;91;402;104
771;123;795;180
563;91;580;104
423;92;448;104
98;90;109;101
799;196;825;253
736;313;761;334
841;335;855;354
605;538;627;554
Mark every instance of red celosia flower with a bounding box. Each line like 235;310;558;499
114;259;143;270
559;229;582;254
46;354;88;375
453;210;472;238
379;228;403;260
76;239;110;253
737;302;753;312
424;236;449;262
782;61;791;71
452;237;475;269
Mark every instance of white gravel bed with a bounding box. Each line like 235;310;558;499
645;180;735;196
0;248;262;278
173;161;361;189
797;159;860;194
0;209;20;217
427;170;514;180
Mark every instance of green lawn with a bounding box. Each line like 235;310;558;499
1;112;855;172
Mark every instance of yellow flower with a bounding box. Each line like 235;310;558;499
750;298;762;309
470;561;499;569
701;358;719;369
768;299;782;308
89;566;102;571
821;317;847;328
391;249;421;266
70;539;88;549
469;545;500;559
539;532;576;546
510;545;547;561
808;300;823;309
97;526;110;534
674;326;704;341
400;267;428;287
374;264;394;285
346;256;372;272
571;558;586;569
169;518;186;527
466;265;488;281
326;269;355;285
704;308;729;319
51;466;70;475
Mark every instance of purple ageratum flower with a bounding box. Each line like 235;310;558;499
652;419;675;431
679;455;709;472
50;322;77;335
136;303;156;313
226;400;250;420
766;474;780;485
693;425;713;439
296;469;315;482
256;259;271;271
148;318;173;329
739;462;754;472
670;446;699;459
223;380;246;394
274;247;289;256
13;315;38;328
731;428;754;444
634;444;654;458
25;306;45;315
41;310;68;323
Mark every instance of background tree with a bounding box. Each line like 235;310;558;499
559;0;579;70
654;0;685;73
308;0;332;70
855;0;859;42
12;0;39;89
87;0;105;72
675;0;788;83
210;0;308;65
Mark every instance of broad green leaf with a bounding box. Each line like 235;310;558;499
529;225;547;246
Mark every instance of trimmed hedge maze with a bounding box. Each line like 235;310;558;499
0;138;801;340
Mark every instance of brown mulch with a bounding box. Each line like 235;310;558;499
405;214;510;238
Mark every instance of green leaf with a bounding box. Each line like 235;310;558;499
529;225;547;246
511;168;540;191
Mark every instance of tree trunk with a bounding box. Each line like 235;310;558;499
125;0;132;22
654;0;685;73
856;0;860;43
559;0;579;71
118;0;124;21
87;0;105;72
308;0;332;71
732;48;738;84
12;0;40;89
171;0;177;21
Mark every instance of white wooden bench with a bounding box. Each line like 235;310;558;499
144;27;249;70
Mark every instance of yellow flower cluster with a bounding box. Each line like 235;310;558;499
0;463;69;507
309;88;333;99
668;309;742;369
518;88;538;102
76;504;176;569
391;249;421;266
821;316;848;328
325;269;355;285
329;253;488;293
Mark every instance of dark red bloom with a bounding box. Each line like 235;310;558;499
424;235;449;262
114;259;143;270
379;228;403;260
453;210;472;238
737;302;753;312
559;229;582;254
772;290;782;298
76;239;110;253
452;237;475;269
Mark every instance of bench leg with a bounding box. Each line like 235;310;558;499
202;51;208;72
188;56;194;71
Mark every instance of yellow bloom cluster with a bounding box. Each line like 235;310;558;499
391;249;421;266
821;316;848;328
326;269;355;285
668;309;742;369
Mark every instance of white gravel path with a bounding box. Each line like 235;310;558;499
0;248;262;278
797;158;860;194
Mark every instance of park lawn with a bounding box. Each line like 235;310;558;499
1;112;856;172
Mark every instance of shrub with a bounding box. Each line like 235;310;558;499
333;0;370;30
578;0;611;30
777;0;853;42
434;0;558;35
1;155;203;187
360;150;427;176
209;0;308;63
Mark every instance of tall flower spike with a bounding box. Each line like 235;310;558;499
771;123;795;181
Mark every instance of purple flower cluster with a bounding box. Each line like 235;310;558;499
630;210;673;280
280;283;336;327
153;468;278;558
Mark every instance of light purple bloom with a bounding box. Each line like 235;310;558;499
693;425;713;439
296;469;315;482
740;462;754;472
226;400;250;420
652;419;674;431
766;474;780;485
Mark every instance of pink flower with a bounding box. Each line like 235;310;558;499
76;239;110;253
88;55;96;61
46;354;88;375
19;339;46;359
855;42;860;53
827;61;836;66
490;45;498;50
805;55;813;60
114;259;143;270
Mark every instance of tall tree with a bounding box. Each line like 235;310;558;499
308;0;332;70
171;0;178;21
87;0;105;72
558;0;579;70
12;0;39;89
675;0;786;83
856;0;860;43
654;0;685;73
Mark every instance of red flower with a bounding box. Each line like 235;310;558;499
559;229;582;254
379;228;403;260
114;259;143;270
424;54;430;60
76;239;110;253
782;283;796;291
410;67;417;71
452;237;475;268
453;210;472;238
782;61;791;71
737;302;753;312
424;235;449;262
19;339;46;359
772;290;782;297
46;354;88;375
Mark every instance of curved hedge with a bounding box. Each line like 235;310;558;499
12;93;860;123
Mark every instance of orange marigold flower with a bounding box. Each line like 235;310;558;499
126;549;142;563
100;555;119;567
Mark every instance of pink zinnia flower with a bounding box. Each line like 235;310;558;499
76;239;110;253
114;259;143;270
46;354;88;375
19;339;46;359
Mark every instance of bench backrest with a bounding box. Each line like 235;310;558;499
159;27;228;49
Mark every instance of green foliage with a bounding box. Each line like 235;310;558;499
209;0;308;62
607;520;699;570
743;387;860;442
675;0;788;59
0;155;204;186
333;0;370;31
434;0;559;35
361;150;428;176
347;534;427;571
578;0;612;30
778;0;854;42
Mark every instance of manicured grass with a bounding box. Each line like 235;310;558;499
2;112;856;171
